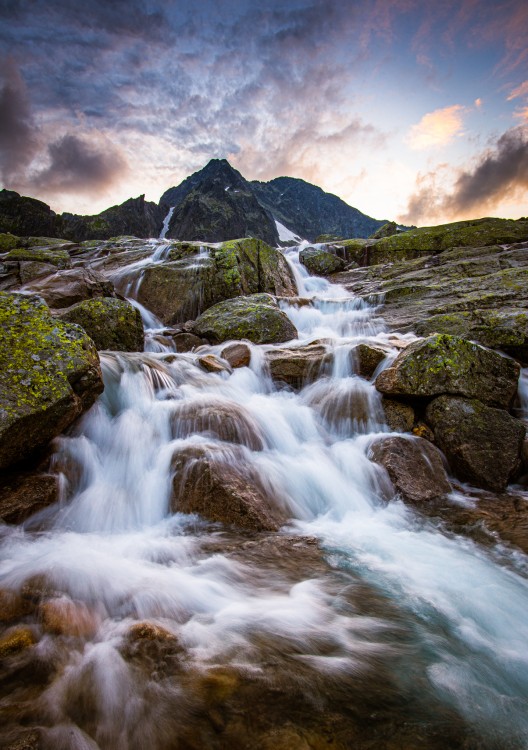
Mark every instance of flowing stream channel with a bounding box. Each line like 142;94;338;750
1;243;528;749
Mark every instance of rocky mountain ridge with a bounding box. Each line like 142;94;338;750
0;159;385;244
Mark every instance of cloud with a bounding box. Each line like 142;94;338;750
401;126;528;223
406;105;466;150
0;59;39;184
33;134;127;194
507;80;528;100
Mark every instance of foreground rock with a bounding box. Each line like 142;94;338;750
369;435;451;504
265;344;331;387
299;246;346;275
376;334;519;408
58;298;144;352
0;293;103;469
426;396;525;491
193;294;298;345
171;444;286;531
137;238;297;325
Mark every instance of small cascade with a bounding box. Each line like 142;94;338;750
159;206;175;239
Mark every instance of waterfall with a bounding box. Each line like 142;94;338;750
1;246;527;749
159;206;175;239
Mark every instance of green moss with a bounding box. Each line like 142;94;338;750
59;297;144;352
0;233;21;252
5;246;71;268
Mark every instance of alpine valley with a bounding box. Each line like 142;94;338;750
1;159;528;750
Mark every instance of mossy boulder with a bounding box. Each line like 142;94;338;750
193;294;298;345
425;396;526;491
265;344;331;388
58;297;144;352
299;247;346;275
365;217;528;266
137;238;297;326
5;245;71;269
368;222;402;240
0;293;103;469
0;233;21;252
375;334;519;408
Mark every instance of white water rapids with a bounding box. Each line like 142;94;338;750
1;243;527;749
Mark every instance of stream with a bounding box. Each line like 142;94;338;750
1;242;527;749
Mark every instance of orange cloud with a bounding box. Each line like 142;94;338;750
514;106;528;122
406;104;465;150
507;80;528;100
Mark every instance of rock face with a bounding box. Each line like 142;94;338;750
58;298;144;352
0;190;58;237
5;245;72;269
369;435;451;504
160;160;279;245
299;247;346;276
193;294;298;345
22;268;116;309
375;334;519;408
0;293;103;469
265;345;330;388
425;396;526;492
137;238;297;325
60;195;164;241
251;176;385;241
335;236;528;360
171;444;286;531
381;398;414;432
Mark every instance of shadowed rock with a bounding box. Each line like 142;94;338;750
425;396;526;491
58;297;144;352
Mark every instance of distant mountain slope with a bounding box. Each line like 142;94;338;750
61;195;163;242
159;159;279;245
251;176;385;241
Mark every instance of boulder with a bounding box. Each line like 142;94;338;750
193;294;298;345
369;435;451;504
137;238;297;326
349;342;388;378
265;345;330;388
381;398;414;432
375;334;519;408
171;444;286;531
39;596;100;637
221;342;251;368
299;247;346;275
198;354;230;374
0;470;58;524
173;332;207;352
58;297;144;352
425;396;526;491
23;267;116;309
0;293;103;470
170;397;265;451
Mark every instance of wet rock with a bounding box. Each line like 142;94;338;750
265;344;330;388
0;590;34;623
0;628;36;658
170;397;265;450
173;332;207;352
369;435;451;504
381;398;414;432
0;293;103;470
18;261;57;284
58;297;144;352
425;396;526;491
375;334;519;408
221;342;251;368
193;294;298;345
198;354;231;374
299;246;346;275
350;342;389;378
23;267;116;309
137;238;297;326
171;444;286;531
39;597;100;638
0;471;58;524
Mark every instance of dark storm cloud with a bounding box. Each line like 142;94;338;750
0;59;39;182
33;134;127;194
401;127;528;223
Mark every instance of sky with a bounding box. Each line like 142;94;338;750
0;0;527;226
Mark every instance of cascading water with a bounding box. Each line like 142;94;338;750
1;245;527;749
